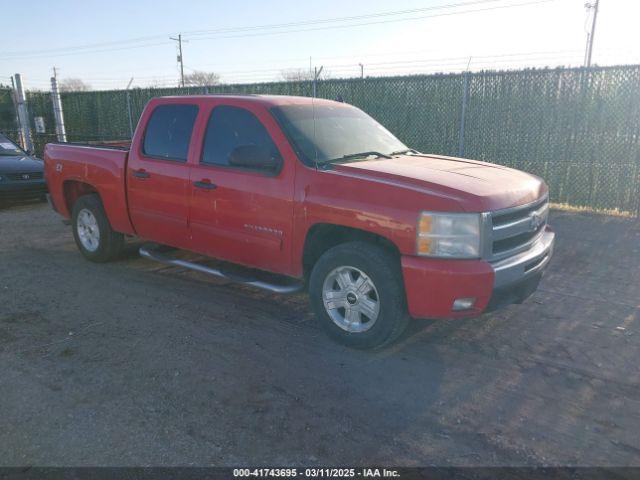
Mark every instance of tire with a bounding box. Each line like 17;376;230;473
309;241;410;349
71;194;124;263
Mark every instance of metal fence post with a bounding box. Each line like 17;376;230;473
312;66;324;98
50;76;67;142
126;90;134;138
13;74;34;152
458;71;470;158
9;77;21;139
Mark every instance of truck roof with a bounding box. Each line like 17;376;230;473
155;94;345;108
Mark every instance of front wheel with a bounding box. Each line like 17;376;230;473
71;194;124;263
309;241;410;349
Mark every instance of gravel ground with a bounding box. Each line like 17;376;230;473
0;202;639;467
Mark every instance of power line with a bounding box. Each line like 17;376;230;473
0;34;168;58
185;50;588;76
19;48;632;89
182;0;508;37
0;40;171;61
22;48;581;81
20;52;640;90
63;44;636;83
0;0;508;59
49;49;583;84
187;0;559;42
0;0;556;60
179;46;607;74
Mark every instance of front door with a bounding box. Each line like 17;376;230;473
188;103;295;275
127;102;199;247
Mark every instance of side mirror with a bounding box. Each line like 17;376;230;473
229;145;281;172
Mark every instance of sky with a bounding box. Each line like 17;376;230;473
1;0;639;91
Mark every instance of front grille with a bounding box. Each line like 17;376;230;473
488;195;549;261
3;172;44;181
493;225;545;254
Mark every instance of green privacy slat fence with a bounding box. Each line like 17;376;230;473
0;87;18;141
462;67;640;216
2;66;639;216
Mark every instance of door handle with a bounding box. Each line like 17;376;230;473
194;180;217;190
132;169;150;179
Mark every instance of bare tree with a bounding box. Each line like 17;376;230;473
280;68;332;82
184;71;221;87
280;69;314;82
59;78;91;92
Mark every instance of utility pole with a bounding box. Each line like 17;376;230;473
170;34;185;87
584;0;600;67
359;63;364;79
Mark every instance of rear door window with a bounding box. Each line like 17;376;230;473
143;104;198;161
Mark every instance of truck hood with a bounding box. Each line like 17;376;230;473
331;154;547;211
0;155;44;174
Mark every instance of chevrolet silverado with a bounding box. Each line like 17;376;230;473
44;95;554;348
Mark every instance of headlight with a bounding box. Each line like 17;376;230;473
417;212;481;258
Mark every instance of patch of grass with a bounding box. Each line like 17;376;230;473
551;203;637;218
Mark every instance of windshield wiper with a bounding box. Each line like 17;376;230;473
321;151;392;165
390;148;419;156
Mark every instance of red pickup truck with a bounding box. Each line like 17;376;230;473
44;95;554;348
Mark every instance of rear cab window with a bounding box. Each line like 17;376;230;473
142;104;199;161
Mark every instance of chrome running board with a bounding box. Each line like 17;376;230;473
139;244;304;294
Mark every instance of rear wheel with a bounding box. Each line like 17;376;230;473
309;241;410;349
71;194;124;262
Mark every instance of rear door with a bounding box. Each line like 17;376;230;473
188;101;296;275
127;101;199;247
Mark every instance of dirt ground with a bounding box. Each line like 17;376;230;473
0;202;639;467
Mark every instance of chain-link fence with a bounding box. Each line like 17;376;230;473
2;66;639;216
0;87;19;142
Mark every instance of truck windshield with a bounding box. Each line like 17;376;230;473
0;134;23;156
271;103;408;167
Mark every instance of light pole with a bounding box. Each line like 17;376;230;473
584;0;600;67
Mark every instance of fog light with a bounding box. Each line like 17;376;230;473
452;297;476;311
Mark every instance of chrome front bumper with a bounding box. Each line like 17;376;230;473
491;227;555;290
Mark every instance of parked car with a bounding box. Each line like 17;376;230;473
44;95;554;348
0;133;47;204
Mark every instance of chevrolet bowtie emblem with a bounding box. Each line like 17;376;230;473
529;212;542;232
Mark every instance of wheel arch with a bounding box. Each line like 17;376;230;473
62;179;134;235
302;223;401;279
63;180;100;215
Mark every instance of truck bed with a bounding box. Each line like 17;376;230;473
44;142;136;235
47;140;131;150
